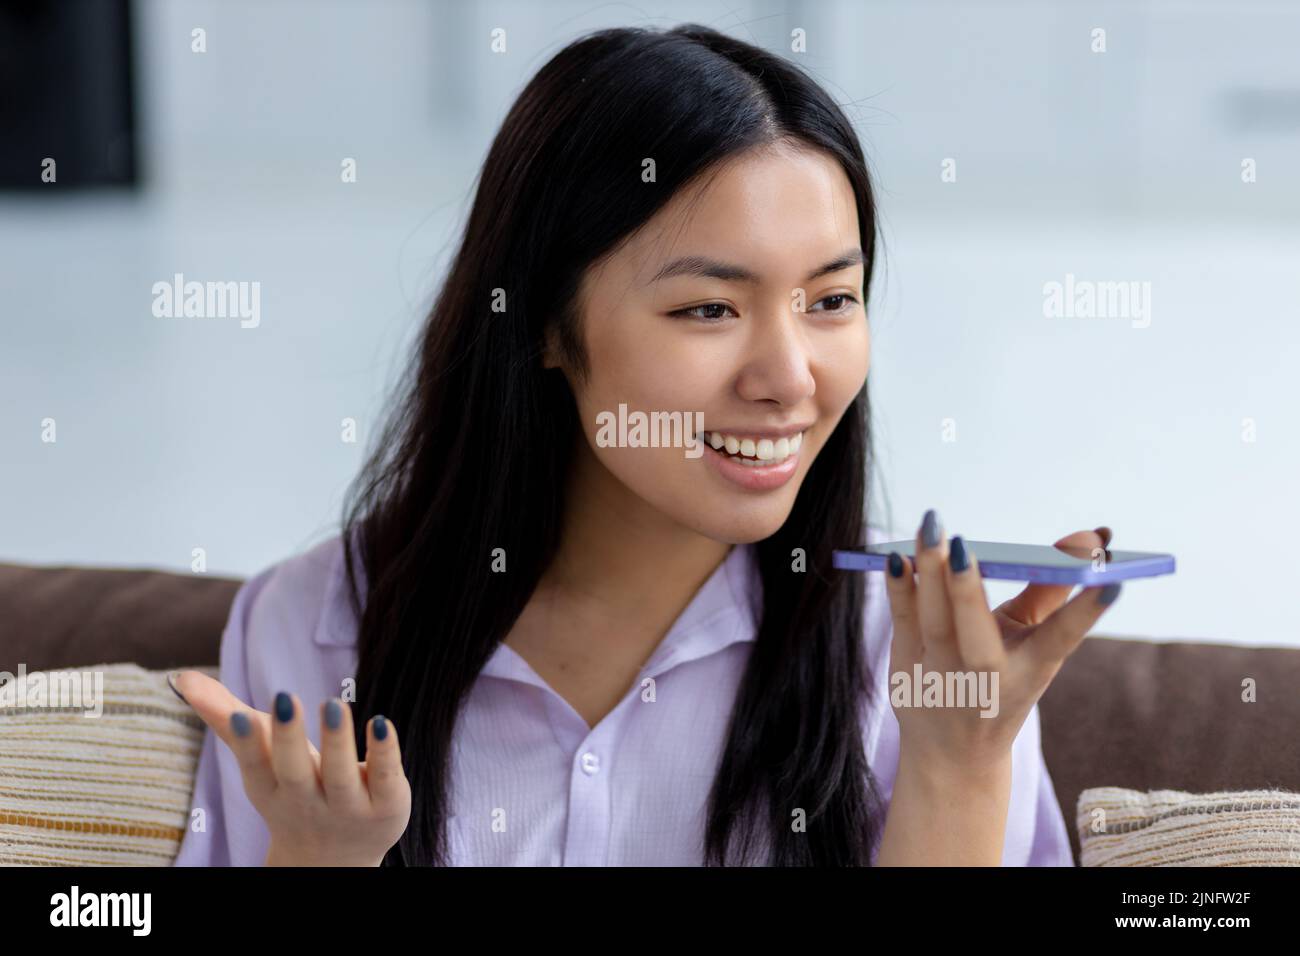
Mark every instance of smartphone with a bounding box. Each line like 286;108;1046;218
832;540;1175;585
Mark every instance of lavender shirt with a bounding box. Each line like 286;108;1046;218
173;527;1075;866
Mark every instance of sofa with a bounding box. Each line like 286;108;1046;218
3;557;1298;865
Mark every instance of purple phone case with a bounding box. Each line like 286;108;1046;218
832;541;1175;585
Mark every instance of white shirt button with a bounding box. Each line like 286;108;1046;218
580;752;600;775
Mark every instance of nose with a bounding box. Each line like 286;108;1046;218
734;308;816;406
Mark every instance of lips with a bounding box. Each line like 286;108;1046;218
702;437;801;490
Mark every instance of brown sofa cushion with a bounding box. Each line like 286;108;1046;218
0;562;241;673
1039;635;1300;863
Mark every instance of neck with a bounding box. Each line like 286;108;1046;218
501;436;734;728
541;438;731;621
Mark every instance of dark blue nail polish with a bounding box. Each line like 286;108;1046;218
373;715;389;741
949;535;969;573
921;509;941;548
1097;583;1122;606
274;691;293;723
325;699;342;730
887;551;904;578
231;711;251;738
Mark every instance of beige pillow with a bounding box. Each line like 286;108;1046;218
0;662;217;866
1078;786;1300;866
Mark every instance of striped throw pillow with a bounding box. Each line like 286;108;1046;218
0;662;218;866
1078;786;1300;866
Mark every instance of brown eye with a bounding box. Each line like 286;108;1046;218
670;302;736;323
810;294;858;314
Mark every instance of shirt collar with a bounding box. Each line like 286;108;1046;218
314;536;762;682
479;543;759;687
313;532;366;648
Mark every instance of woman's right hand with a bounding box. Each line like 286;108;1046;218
172;670;412;866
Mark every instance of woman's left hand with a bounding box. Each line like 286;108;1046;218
882;515;1121;779
991;526;1113;652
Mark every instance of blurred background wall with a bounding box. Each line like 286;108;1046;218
2;0;1297;645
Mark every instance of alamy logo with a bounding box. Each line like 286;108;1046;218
890;664;1000;718
595;404;705;459
49;886;151;936
1042;273;1151;328
151;273;261;328
0;664;104;718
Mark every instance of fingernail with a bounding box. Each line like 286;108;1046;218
887;551;905;578
373;715;389;741
1097;583;1122;606
166;671;188;704
949;535;970;573
324;699;343;730
274;691;294;723
920;509;941;548
231;711;252;738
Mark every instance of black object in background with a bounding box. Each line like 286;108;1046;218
0;0;137;189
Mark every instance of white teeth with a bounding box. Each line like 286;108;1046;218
703;430;806;466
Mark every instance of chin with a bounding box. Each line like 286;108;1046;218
682;499;800;546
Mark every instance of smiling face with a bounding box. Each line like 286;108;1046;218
553;138;871;545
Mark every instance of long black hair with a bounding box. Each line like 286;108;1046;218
342;23;884;866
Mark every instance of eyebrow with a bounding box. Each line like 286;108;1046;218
649;248;865;285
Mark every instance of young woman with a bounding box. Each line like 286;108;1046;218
171;23;1118;867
